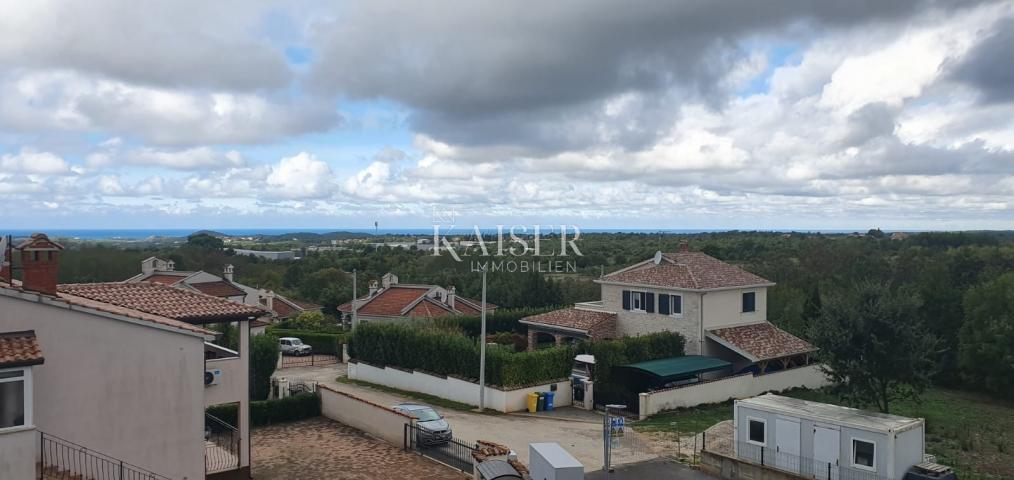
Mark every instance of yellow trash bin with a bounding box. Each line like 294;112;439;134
527;392;539;413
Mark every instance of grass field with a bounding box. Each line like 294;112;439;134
633;388;1014;479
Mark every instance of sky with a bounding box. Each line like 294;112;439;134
1;0;1014;231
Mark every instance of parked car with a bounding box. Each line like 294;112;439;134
393;403;452;445
279;337;312;356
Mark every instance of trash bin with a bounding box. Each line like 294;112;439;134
545;391;555;411
527;392;539;413
537;392;546;411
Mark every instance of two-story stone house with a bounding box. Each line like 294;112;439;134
521;242;815;373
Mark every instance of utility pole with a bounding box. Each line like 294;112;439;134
478;265;488;412
351;269;358;329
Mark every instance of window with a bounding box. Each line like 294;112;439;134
631;291;646;312
742;292;756;313
670;295;682;316
852;438;876;470
0;368;29;430
747;418;766;445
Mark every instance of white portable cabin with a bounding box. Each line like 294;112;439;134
734;394;925;480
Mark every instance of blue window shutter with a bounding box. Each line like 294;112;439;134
674;295;682;314
622;290;631;310
645;293;655;313
659;294;670;315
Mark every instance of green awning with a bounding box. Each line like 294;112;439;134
619;355;731;380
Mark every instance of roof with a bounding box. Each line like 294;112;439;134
619;355;731;380
0;330;44;368
357;286;433;316
738;394;924;433
519;308;616;334
707;322;816;362
58;282;266;323
600;251;772;290
190;281;245;298
143;274;187;285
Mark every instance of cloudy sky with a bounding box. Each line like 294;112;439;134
2;0;1014;231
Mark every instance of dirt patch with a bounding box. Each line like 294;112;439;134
640;420;733;461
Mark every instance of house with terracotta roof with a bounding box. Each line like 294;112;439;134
0;233;266;480
521;241;818;374
337;273;495;324
125;257;321;320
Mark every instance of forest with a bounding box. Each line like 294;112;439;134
52;229;1014;398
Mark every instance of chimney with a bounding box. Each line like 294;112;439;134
0;235;11;283
678;240;690;253
17;233;64;296
166;260;176;272
261;290;275;311
447;286;456;310
382;272;399;288
223;264;234;282
368;280;379;297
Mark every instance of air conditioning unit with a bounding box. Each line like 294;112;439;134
205;368;222;386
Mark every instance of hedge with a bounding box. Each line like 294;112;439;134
206;392;321;427
432;306;563;337
577;331;686;408
265;328;346;355
350;322;573;388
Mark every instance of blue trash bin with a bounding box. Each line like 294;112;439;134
545;391;555;411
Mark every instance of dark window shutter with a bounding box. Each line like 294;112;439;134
674;295;682;314
658;294;670;315
622;290;631;310
645;293;655;313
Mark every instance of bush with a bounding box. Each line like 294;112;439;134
206;393;321;427
267;329;346;355
350;323;573;388
432;306;563;337
578;331;686;407
287;311;326;330
250;333;280;400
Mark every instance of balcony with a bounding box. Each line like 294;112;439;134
205;413;240;475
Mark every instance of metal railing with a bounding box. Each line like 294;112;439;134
39;431;171;480
404;423;477;474
730;441;893;480
279;353;339;368
204;413;240;474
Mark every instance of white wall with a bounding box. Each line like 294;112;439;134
204;321;250;469
701;288;767;329
0;293;206;480
0;427;35;479
319;385;415;446
601;283;704;353
639;365;829;419
349;361;572;413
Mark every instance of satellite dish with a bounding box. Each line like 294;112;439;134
653;251;663;265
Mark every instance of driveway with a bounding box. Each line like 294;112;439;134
272;362;347;390
326;377;660;471
252;417;465;480
585;458;715;480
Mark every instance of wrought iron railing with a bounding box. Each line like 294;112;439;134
39;431;171;480
404;423;477;474
729;441;893;480
205;413;240;474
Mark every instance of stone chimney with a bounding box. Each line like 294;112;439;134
223;264;234;282
368;280;379;297
446;286;456;310
381;272;399;288
0;235;11;283
678;240;690;253
17;233;64;296
166;260;176;272
261;290;275;311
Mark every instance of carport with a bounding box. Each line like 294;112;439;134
616;356;732;392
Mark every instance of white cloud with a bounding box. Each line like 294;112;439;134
0;148;72;175
265;152;336;199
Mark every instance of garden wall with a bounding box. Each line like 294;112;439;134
638;364;829;419
348;361;572;413
319;385;414;446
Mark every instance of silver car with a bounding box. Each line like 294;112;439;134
279;337;312;356
393;403;452;445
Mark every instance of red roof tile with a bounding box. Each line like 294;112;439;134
144;274;185;285
707;322;816;362
357;286;431;316
58;282;265;323
406;298;455;318
0;330;44;368
602;251;771;290
520;308;616;334
190;281;245;298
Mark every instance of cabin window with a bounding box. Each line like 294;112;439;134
852;438;876;470
747;418;766;445
742;292;756;313
0;368;28;429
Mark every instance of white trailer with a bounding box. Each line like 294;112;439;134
734;394;925;480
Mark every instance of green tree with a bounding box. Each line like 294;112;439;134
250;334;280;400
187;233;224;250
958;273;1014;396
810;281;937;413
289;310;326;330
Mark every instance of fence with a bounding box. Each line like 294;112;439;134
404;423;478;474
204;413;241;474
39;431;171;480
711;440;893;480
279;353;339;368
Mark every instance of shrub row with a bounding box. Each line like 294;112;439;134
350;322;573;388
266;328;346;355
432;306;563;337
206;392;321;427
578;331;686;407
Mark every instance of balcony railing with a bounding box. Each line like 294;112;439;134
39;431;171;480
205;413;240;474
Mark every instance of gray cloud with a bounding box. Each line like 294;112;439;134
949;17;1014;102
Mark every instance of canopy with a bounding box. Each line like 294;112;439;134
619;355;731;380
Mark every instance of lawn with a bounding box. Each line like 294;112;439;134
633;387;1014;479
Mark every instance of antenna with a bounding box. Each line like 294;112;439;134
653;250;663;265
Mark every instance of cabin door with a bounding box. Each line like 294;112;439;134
775;418;800;473
813;425;840;480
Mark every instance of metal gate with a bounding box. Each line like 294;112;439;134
404;424;477;474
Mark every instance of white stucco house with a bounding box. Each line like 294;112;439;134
0;233;267;480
